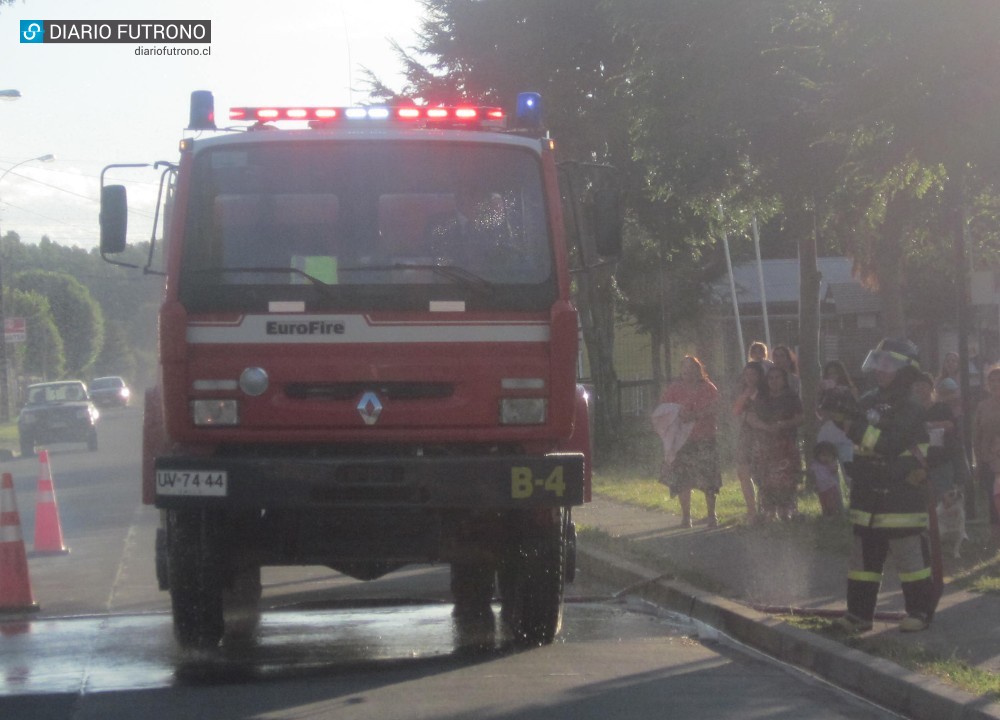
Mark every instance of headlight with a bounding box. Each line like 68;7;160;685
192;400;239;426
499;398;547;425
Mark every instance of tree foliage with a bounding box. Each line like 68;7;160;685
399;1;1000;347
9;288;63;381
11;269;103;377
2;232;162;385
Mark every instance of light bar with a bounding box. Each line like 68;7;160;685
228;105;506;127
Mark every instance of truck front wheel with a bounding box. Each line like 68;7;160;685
450;562;495;619
224;561;263;637
498;510;566;647
167;509;225;650
450;561;496;650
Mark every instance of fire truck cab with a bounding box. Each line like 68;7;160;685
100;91;621;650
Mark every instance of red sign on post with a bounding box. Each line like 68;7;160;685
4;317;26;344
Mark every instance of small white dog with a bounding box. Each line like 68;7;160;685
935;490;968;559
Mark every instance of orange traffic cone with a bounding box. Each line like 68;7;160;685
0;472;39;614
32;450;69;556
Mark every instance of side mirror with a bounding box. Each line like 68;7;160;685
100;185;128;254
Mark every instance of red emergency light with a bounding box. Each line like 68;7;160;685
229;107;341;122
228;105;506;127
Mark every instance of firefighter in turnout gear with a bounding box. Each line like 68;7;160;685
834;338;936;634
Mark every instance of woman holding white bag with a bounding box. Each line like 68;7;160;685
654;356;722;528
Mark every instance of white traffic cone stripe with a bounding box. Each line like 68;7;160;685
37;491;55;504
0;524;23;543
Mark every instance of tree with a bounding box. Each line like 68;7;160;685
610;0;832;404
94;320;137;379
612;0;1000;402
0;233;162;387
9;289;64;382
11;270;103;377
787;2;1000;336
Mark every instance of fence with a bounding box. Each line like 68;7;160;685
617;378;658;420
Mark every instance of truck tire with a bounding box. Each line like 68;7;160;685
224;562;263;637
450;561;497;650
155;527;169;590
498;511;566;647
167;509;225;650
450;562;495;619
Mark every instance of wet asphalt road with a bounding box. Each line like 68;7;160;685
0;407;904;719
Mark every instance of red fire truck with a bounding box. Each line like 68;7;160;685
100;91;621;650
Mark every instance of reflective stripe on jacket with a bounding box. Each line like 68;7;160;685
845;386;930;533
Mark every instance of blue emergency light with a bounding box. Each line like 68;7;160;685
515;92;543;129
188;90;216;131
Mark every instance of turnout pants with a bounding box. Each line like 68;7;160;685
846;526;936;622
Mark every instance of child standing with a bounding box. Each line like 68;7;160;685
810;441;844;516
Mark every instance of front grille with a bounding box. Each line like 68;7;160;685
285;382;453;401
38;407;82;428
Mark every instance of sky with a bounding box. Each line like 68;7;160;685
0;0;425;249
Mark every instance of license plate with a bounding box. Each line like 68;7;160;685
156;470;228;497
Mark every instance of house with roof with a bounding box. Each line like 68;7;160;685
609;257;1000;421
706;256;883;380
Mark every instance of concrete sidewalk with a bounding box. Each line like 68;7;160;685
574;496;1000;720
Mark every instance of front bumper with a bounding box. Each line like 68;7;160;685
20;421;95;443
154;452;585;510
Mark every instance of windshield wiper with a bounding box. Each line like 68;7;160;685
338;263;495;295
190;267;336;298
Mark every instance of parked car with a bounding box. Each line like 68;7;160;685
18;381;100;456
89;376;131;409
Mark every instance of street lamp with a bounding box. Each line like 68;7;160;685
0;153;56;421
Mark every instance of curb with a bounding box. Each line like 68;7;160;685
578;542;1000;720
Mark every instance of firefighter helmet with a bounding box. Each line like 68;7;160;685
861;337;920;374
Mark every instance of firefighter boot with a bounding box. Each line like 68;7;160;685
841;576;881;633
900;577;935;632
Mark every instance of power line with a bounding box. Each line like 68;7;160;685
0;162;163;188
0;168;98;204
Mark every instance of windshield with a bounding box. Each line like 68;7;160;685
91;377;123;390
179;140;555;312
27;383;88;404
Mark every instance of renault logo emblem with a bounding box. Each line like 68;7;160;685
357;391;383;425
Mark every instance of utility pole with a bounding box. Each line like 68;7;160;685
949;168;976;519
